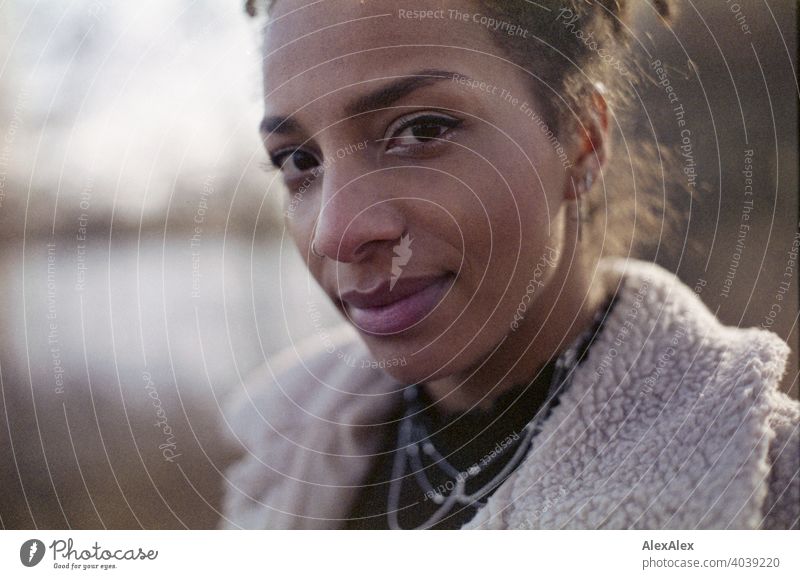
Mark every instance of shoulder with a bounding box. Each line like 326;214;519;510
218;325;400;528
602;257;794;437
221;324;397;448
761;389;800;529
508;257;797;529
599;257;790;380
601;257;797;527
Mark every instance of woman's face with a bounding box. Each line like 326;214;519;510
262;0;582;384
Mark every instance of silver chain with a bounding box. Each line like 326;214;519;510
387;339;583;530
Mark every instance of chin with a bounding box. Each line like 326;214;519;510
372;362;423;384
370;359;454;386
357;335;473;386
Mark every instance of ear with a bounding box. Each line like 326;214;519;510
563;84;610;201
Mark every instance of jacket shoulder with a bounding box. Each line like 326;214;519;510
221;324;392;447
218;325;399;528
606;259;796;527
761;390;800;529
483;258;796;530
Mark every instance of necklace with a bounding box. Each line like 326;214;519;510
386;296;614;530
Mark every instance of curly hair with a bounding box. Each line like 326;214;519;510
246;0;686;259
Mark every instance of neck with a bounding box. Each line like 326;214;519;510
423;254;607;414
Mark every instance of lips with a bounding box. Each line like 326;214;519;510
339;274;453;335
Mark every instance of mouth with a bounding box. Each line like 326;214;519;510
339;273;454;335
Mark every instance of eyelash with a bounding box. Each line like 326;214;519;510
381;112;463;155
266;112;463;186
267;148;319;173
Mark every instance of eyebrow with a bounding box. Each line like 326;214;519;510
259;68;462;137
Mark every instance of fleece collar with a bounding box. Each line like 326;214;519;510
464;258;790;529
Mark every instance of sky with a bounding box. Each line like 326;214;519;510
1;0;268;222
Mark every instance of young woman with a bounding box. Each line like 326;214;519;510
220;0;798;529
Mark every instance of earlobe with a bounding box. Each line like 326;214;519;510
564;86;608;200
564;169;595;201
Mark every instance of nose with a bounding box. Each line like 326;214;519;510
312;170;406;263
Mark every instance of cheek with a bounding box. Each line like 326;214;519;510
447;142;565;312
285;181;322;230
467;159;559;270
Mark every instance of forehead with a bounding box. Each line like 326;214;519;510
262;0;502;108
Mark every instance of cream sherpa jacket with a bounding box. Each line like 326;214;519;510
219;258;799;529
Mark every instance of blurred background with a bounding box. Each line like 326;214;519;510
0;1;796;529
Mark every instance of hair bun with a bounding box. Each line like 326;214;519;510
593;0;673;34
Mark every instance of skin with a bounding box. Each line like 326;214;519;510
261;0;610;413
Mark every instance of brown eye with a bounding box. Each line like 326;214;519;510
270;148;320;175
291;150;319;171
411;122;446;142
385;113;463;153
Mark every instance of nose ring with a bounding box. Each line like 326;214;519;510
310;215;325;259
311;238;324;259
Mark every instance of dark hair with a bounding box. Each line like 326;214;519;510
246;0;686;259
